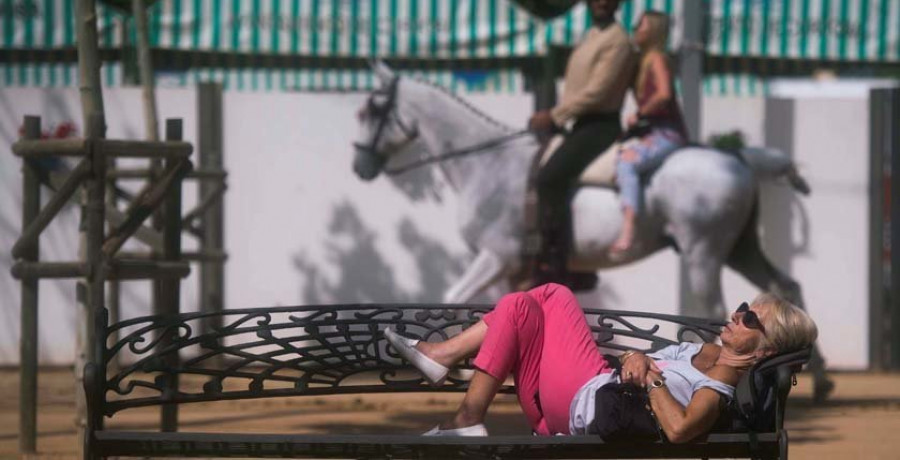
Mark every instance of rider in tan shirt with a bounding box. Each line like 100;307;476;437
550;21;634;125
528;0;636;286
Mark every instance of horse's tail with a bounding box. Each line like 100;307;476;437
738;147;811;195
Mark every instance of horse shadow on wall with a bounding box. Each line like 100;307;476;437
292;201;621;306
292;201;467;303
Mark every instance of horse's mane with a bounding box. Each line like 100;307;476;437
404;76;515;132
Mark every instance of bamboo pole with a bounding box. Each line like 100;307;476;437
189;169;228;179
182;250;228;263
76;0;106;134
198;83;226;348
131;3;167;405
12;159;91;259
183;182;227;225
102;158;192;257
105;205;163;251
11;262;90;279
121;15;139;85
107;260;190;280
34;169;160;251
678;0;704;315
75;0;106;454
132;0;159;142
99;139;192;158
106;168;155;179
106;148;121;376
76;111;107;456
108;165;221;179
12;138;88;157
18;116;41;455
12;138;191;158
160;119;185;432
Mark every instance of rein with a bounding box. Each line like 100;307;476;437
355;76;533;176
384;129;532;176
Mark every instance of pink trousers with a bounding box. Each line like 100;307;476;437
472;283;612;435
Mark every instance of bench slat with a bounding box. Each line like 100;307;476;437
95;431;779;459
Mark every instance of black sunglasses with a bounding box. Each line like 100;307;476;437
735;302;766;334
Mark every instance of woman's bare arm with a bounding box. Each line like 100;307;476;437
646;367;732;443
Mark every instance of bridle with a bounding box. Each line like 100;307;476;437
354;77;532;176
352;77;419;169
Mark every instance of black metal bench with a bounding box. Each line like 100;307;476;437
83;304;809;459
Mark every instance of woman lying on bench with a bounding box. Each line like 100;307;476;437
384;283;817;442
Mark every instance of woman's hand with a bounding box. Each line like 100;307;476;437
620;351;661;385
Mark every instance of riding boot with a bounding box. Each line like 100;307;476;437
531;202;566;286
530;199;599;291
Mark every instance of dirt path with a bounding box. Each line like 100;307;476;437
2;369;899;459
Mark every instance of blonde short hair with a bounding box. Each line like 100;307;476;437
751;293;818;354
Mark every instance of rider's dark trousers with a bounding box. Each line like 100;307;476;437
534;113;621;279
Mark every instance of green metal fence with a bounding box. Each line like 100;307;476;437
2;0;897;93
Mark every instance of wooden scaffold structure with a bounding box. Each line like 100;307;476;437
10;0;227;455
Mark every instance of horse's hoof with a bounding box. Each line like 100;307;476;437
812;377;835;404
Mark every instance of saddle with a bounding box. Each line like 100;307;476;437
513;123;661;291
541;134;621;188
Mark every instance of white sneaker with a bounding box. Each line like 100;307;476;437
423;424;488;436
383;328;449;386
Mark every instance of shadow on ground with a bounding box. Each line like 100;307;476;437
783;396;900;445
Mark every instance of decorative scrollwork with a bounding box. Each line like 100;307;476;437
95;304;726;416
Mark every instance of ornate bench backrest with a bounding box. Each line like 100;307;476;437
88;304;726;418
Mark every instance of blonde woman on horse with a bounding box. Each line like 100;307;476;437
611;11;688;255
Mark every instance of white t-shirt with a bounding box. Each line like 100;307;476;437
569;343;735;435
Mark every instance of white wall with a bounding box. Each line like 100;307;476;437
697;94;872;369
0;85;875;369
784;98;870;369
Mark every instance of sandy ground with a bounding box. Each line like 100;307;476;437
2;369;899;459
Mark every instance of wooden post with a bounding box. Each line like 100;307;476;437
12;160;91;259
132;0;166;387
76;0;106;134
679;1;704;142
870;89;885;370
160;119;185;431
102;160;192;257
18;116;41;455
106;203;121;374
74;112;107;456
121;15;139;86
132;0;159;142
678;0;705;315
107;8;134;367
870;88;900;370
75;0;107;454
198;83;225;338
891;89;900;371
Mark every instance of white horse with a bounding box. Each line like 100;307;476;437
351;63;831;398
